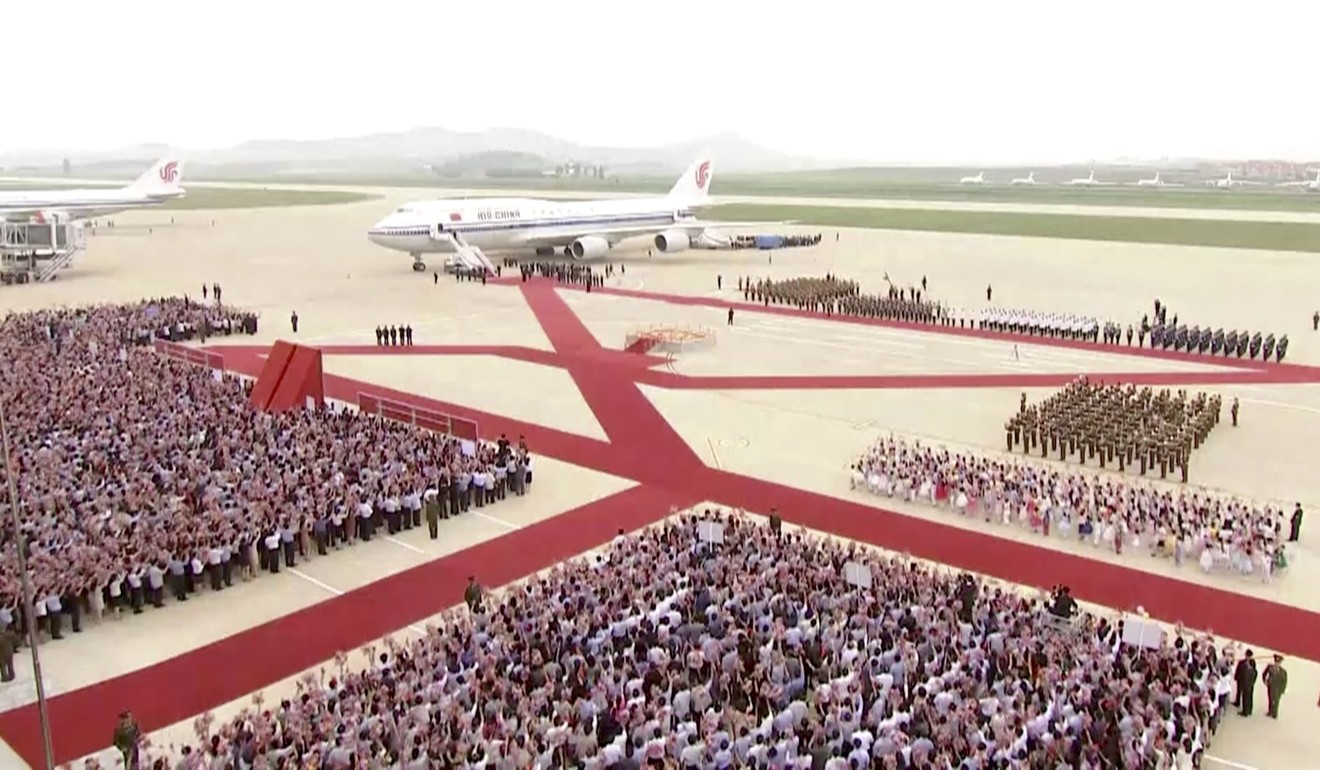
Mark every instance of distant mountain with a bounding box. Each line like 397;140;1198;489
0;127;837;176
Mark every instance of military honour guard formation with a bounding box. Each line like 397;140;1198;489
733;276;1294;369
1005;377;1222;483
1138;299;1288;361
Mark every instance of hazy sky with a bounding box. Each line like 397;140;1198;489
6;1;1315;163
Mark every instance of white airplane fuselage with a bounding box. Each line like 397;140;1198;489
0;159;185;222
368;196;702;257
0;187;185;221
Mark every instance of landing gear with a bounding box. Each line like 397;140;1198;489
410;253;426;272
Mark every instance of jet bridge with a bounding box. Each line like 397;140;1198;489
0;220;86;283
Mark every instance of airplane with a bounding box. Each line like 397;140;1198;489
1009;172;1039;186
1203;171;1264;189
368;158;784;272
958;171;988;185
1127;171;1183;188
1061;170;1112;188
1276;170;1320;192
0;159;186;222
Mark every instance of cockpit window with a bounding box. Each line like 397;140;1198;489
394;207;413;214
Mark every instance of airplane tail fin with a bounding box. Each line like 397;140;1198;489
668;158;713;204
128;158;185;194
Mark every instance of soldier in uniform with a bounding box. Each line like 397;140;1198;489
1150;323;1164;349
1263;654;1288;718
424;490;440;539
1231;397;1240;427
1126;324;1134;345
1211;328;1224;355
1236;331;1249;358
463;575;483;612
1249;332;1262;360
1139;318;1149;347
1277;334;1289;362
1263;333;1276;361
1224;330;1237;356
0;626;16;682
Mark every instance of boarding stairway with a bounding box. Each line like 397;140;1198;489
444;232;497;276
34;241;83;282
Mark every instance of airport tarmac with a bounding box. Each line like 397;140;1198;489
1;193;1318;769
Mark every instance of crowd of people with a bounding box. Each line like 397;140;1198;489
728;234;824;250
1005;378;1222;483
520;261;612;290
0;297;530;645
853;435;1293;579
110;510;1240;770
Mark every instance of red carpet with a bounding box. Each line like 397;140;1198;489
7;281;1317;767
0;485;697;767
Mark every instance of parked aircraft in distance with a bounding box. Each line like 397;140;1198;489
1276;170;1320;192
1203;171;1264;189
367;158;780;272
1062;170;1112;187
958;171;988;185
1128;172;1183;188
0;159;185;222
1009;172;1039;186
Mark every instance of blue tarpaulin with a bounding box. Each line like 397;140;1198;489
754;235;785;249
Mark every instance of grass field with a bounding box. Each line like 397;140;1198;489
0;181;374;210
159;187;375;210
10;167;1320;212
188;169;1320;214
707;203;1320;253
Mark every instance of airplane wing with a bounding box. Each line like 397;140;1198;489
512;219;792;248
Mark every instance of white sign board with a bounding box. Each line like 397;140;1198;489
844;560;872;589
459;439;476;457
697;521;725;544
1121;617;1165;650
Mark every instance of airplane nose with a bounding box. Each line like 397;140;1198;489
367;216;393;245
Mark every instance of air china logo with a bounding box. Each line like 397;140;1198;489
695;161;711;190
159;161;179;184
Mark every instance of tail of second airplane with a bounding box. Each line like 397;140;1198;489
668;158;713;204
127;158;185;196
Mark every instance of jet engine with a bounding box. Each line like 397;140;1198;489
653;229;692;253
31;210;71;225
569;235;611;260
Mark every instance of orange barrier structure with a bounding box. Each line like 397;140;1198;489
247;341;325;412
358;392;480;441
623;325;716;355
